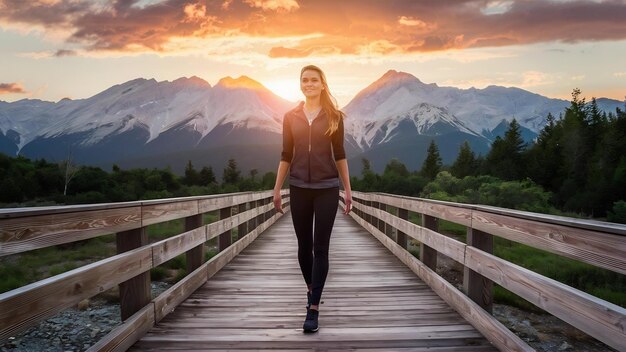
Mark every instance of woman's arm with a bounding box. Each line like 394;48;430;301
273;160;290;214
335;159;352;214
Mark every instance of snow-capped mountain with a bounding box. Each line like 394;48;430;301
346;101;481;150
1;70;623;174
5;75;289;149
343;70;623;138
0;76;295;172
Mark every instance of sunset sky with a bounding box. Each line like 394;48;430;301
1;0;625;107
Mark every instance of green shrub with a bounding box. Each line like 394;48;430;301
150;267;168;281
607;200;626;224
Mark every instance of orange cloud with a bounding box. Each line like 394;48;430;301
0;83;26;94
243;0;299;12
0;0;625;56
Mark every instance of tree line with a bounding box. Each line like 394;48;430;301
0;156;275;206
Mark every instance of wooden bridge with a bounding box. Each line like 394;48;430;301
1;190;625;351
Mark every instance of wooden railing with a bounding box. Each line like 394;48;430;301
0;190;289;351
342;191;626;352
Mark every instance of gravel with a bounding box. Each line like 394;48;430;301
1;282;171;352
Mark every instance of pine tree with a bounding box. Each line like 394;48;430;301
199;166;216;185
486;119;526;180
223;158;241;185
526;113;563;191
183;160;199;186
421;140;442;180
451;141;476;178
504;119;526;155
361;158;372;176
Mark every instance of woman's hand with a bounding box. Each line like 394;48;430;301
273;189;284;214
343;191;352;215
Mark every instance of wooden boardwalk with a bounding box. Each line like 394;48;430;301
130;211;498;351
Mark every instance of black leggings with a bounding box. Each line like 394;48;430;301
289;185;339;306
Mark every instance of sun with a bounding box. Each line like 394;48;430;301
263;79;301;102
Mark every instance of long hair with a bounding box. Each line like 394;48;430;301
300;65;345;136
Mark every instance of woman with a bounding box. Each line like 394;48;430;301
273;65;352;333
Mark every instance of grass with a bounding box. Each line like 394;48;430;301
0;234;116;293
494;238;626;308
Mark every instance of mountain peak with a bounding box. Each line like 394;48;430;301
172;76;211;88
377;70;422;85
355;70;424;97
216;75;266;90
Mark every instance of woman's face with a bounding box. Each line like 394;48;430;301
300;70;324;99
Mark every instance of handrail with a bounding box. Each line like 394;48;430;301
343;190;626;352
0;189;290;351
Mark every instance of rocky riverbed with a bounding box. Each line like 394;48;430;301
0;282;171;352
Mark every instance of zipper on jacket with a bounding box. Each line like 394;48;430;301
308;119;312;183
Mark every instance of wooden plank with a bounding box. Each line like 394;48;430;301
397;208;408;249
465;246;626;351
0;246;152;341
421;215;438;270
463;228;493;313
87;303;155;352
132;347;494;352
356;199;466;263
372;192;626;236
205;202;274;241
471;209;626;275
185;215;204;273
0;206;141;256
153;260;208;322
205;204;274;241
152;227;206;267
238;202;248;239
132;209;495;351
152;207;287;323
348;209;532;352
374;193;472;227
198;191;272;214
142;200;199;227
117;228;151;321
472;204;626;235
207;213;278;280
0;201;142;219
218;206;232;251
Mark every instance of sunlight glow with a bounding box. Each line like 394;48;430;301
263;79;301;102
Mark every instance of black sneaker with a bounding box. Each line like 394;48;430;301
303;308;319;333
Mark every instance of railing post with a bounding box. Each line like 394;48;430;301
248;200;256;232
464;228;494;313
238;202;248;240
116;228;151;321
384;204;394;239
421;214;438;270
256;199;262;227
185;214;204;273
219;206;232;252
396;208;408;249
266;197;271;221
371;200;378;229
377;202;386;234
